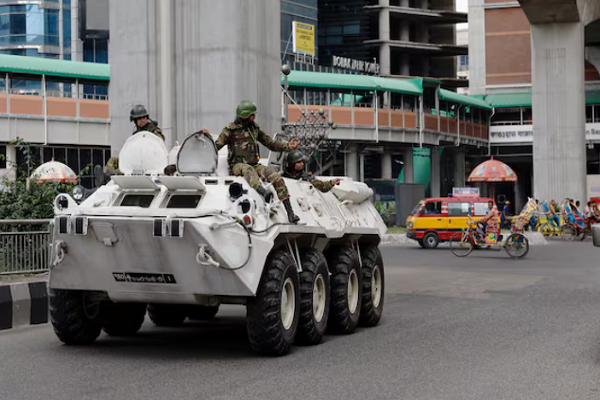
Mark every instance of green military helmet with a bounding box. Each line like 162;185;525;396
236;100;257;119
130;104;149;121
287;149;307;166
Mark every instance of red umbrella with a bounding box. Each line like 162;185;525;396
468;157;517;182
467;157;517;200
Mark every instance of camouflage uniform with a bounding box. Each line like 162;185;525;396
215;118;292;201
133;120;165;141
283;169;336;193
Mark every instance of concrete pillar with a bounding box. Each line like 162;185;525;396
430;146;441;197
531;22;586;203
379;1;391;76
453;149;465;187
345;143;360;181
467;0;486;95
382;153;392;180
70;0;84;62
403;147;414;183
109;0;280;155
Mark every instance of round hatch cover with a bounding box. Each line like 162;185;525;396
119;131;169;175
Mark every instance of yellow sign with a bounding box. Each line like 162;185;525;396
293;21;315;56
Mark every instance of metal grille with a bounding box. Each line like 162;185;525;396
0;220;51;275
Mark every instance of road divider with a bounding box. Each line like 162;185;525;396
0;281;48;331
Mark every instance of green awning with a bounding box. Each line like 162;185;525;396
282;70;422;96
438;88;493;110
0;54;109;81
484;92;532;108
478;90;600;108
283;70;376;92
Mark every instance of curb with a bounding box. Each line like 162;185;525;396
0;281;48;331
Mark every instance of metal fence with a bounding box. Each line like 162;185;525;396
0;219;52;275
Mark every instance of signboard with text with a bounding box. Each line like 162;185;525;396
332;55;380;75
452;187;480;197
490;123;600;144
292;21;315;56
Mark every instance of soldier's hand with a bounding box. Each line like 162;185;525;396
289;138;299;150
198;129;210;136
331;178;342;185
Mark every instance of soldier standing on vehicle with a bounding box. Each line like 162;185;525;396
104;105;165;176
283;150;341;193
130;104;164;140
213;100;301;223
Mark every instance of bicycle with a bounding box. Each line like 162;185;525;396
449;215;529;259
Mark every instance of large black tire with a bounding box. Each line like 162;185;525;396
49;289;103;345
326;245;362;335
102;303;146;336
187;305;220;321
359;245;385;327
422;232;440;249
296;248;330;346
247;249;300;356
147;304;187;327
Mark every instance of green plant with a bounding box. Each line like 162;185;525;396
375;201;391;226
0;138;76;230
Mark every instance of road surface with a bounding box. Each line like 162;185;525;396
1;240;600;400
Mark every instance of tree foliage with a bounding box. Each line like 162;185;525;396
0;139;78;230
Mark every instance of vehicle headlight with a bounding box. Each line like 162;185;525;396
408;221;413;228
72;185;84;201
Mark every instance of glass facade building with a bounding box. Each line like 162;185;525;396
281;0;318;64
0;1;70;59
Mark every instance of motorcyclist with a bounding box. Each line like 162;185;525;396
282;150;341;192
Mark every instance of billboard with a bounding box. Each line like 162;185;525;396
292;21;315;56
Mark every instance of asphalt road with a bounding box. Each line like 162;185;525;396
2;239;600;400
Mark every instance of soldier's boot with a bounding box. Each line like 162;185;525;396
283;199;300;224
256;186;274;203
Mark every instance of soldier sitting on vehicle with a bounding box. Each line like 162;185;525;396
209;100;301;223
282;150;341;192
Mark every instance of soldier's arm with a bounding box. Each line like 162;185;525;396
257;129;291;152
312;179;334;192
214;127;230;151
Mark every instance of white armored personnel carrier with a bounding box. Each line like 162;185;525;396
48;130;386;356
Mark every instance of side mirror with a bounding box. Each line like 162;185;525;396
592;224;600;247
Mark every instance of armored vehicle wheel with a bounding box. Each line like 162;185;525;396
359;245;385;327
295;248;330;346
102;303;146;336
187;305;220;321
326;245;362;335
247;249;300;356
147;304;187;327
49;289;103;345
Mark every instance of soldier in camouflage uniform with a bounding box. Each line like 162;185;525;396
283;150;341;192
104;104;165;176
130;104;164;140
214;100;301;223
